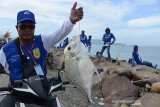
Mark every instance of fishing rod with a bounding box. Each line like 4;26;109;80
115;31;133;60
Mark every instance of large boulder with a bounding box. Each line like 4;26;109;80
130;93;160;107
131;65;160;80
102;75;139;101
151;82;160;93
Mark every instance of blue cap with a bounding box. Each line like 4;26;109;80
17;10;36;24
133;45;138;50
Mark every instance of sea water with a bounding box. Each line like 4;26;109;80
90;42;160;69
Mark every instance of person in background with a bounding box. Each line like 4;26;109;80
0;38;6;49
62;37;69;48
0;2;83;106
99;27;116;60
79;30;87;46
58;43;62;48
87;35;92;53
132;45;157;69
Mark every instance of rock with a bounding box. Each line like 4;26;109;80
102;75;139;101
151;82;160;93
97;68;104;74
115;67;132;74
130;93;160;107
132;79;151;87
145;84;151;92
114;67;133;79
47;48;160;107
132;78;160;87
120;104;128;107
52;48;64;66
131;66;160;80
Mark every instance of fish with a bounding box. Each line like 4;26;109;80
64;36;101;104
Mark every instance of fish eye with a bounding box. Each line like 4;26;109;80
68;47;71;50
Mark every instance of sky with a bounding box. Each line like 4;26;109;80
0;0;160;47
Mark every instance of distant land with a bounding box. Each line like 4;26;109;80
92;39;125;46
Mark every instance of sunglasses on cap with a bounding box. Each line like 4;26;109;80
17;23;35;30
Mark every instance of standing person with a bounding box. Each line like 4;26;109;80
79;30;87;46
132;45;157;68
100;27;116;60
87;35;92;53
0;2;83;107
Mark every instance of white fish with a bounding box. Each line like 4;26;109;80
64;36;101;104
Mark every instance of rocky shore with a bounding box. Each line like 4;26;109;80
0;47;160;107
47;47;160;107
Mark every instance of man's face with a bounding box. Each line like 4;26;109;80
16;20;35;41
105;29;109;33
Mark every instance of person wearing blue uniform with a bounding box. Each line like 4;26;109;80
132;45;157;68
79;30;87;46
132;45;142;64
62;37;69;48
0;2;83;107
87;35;92;53
100;28;116;60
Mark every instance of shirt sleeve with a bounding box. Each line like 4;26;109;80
41;18;74;52
0;48;7;68
111;33;116;44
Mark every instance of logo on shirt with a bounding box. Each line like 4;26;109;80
24;10;30;15
33;48;40;59
9;55;20;63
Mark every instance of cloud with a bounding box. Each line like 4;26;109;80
0;0;160;46
80;0;133;21
128;16;160;27
0;0;71;22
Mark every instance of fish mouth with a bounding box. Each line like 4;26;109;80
65;36;82;57
67;45;81;57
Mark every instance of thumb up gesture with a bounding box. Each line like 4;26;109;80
70;2;83;24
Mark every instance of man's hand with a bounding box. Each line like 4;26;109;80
70;2;83;24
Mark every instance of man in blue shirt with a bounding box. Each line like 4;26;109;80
79;30;87;46
132;45;157;68
0;2;83;106
132;45;142;64
100;28;116;60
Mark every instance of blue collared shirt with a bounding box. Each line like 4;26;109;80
132;51;142;64
102;33;116;45
79;34;87;45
